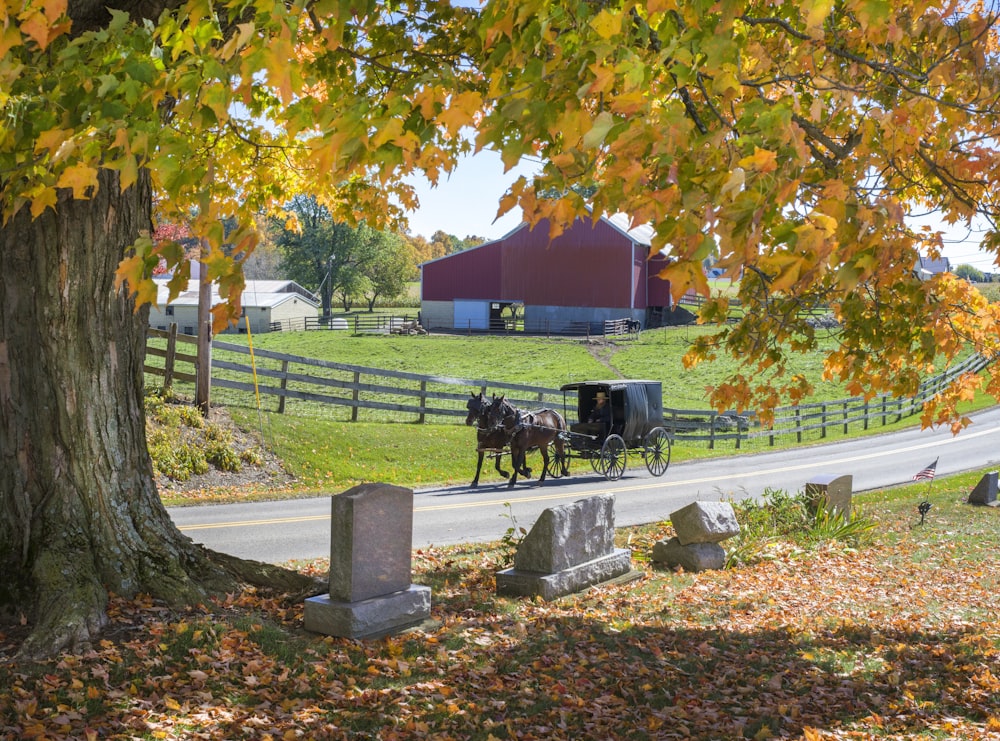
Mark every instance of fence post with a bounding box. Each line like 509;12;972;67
709;412;716;450
351;371;361;422
881;396;887;426
277;359;289;414
796;407;802;443
842;400;849;435
863;400;869;430
163;323;178;393
820;402;827;438
418;380;427;424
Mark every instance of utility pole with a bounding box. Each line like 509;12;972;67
195;243;212;416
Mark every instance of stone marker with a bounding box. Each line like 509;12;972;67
496;495;635;600
968;472;999;506
804;474;853;518
651;538;726;572
652;501;740;572
670;501;741;545
304;483;431;639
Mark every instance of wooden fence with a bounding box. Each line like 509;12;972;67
269;314;418;333
144;327;993;448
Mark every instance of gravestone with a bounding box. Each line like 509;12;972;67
651;538;726;572
652;501;740;572
304;483;431;639
804;474;853;518
671;501;741;545
496;495;635;600
968;472;999;506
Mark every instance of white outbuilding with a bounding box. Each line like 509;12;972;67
148;279;319;335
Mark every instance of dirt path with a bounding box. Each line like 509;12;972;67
583;339;625;379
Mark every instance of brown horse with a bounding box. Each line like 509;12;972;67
465;392;511;488
488;396;569;488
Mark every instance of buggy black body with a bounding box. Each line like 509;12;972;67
559;380;672;481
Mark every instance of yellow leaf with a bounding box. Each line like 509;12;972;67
738;147;778;173
582;111;615;150
804;0;833;32
55;164;99;199
34;127;71;155
720;167;745;200
590;9;621;39
28;187;58;218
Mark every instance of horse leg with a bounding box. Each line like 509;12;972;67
471;451;485;488
537;446;549;483
556;439;569;477
494;454;509;479
507;448;519;488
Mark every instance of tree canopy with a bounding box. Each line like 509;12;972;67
5;0;1000;423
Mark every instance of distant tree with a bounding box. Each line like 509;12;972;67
362;236;411;311
430;230;455;257
954;264;986;283
276;196;338;316
400;233;433;274
455;235;488;251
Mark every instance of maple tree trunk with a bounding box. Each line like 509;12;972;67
0;170;316;659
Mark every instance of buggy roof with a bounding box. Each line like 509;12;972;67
560;380;662;393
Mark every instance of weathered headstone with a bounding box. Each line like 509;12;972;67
304;483;431;639
496;495;635;600
671;501;741;545
652;501;740;572
804;474;853;518
968;472;999;506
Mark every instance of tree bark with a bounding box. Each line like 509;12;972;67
0;170;317;659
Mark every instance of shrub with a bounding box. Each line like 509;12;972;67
725;487;876;567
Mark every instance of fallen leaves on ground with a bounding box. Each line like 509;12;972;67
2;501;1000;740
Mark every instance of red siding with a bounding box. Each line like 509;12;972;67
500;218;634;307
422;241;503;301
421;216;671;309
646;252;672;306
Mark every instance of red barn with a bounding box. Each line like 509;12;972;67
420;212;673;332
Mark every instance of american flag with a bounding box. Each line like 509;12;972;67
912;458;938;481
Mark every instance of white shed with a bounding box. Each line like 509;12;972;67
148;279;319;334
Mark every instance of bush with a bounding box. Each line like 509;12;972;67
725;487;876;567
145;393;249;481
147;427;209;481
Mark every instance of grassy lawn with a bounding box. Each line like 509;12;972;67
5;474;1000;739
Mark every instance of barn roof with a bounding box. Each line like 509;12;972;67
153;279;319;308
603;212;654;246
418;210;653;268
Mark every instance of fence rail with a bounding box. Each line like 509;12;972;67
145;326;993;448
269;314;418;333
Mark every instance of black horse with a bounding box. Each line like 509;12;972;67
465;391;511;488
488;396;569;488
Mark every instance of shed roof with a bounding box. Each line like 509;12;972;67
154;279;319;308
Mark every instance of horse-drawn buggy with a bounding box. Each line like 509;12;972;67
464;379;671;487
559;380;671;481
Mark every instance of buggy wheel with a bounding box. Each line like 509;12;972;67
643;427;671;477
588;451;602;473
598;434;626;481
545;448;566;478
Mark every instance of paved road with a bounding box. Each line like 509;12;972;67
168;407;1000;564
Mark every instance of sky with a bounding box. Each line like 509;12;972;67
405;152;999;273
403;150;539;242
